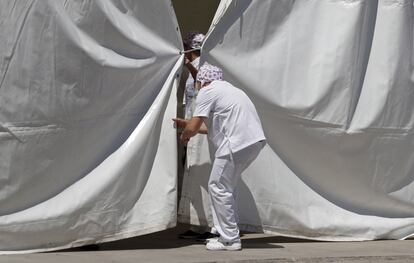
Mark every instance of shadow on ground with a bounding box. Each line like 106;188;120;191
56;224;319;252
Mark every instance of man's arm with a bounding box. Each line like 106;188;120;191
185;58;198;80
180;117;203;143
173;117;207;143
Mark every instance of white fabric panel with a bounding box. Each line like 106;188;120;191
179;0;414;240
0;0;182;253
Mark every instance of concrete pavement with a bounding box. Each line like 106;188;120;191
0;224;414;263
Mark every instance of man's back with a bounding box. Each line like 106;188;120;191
194;80;266;157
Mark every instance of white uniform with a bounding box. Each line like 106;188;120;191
193;80;266;242
184;57;200;119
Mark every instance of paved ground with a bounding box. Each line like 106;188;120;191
1;224;414;263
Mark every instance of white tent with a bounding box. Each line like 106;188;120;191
180;0;414;241
0;0;414;254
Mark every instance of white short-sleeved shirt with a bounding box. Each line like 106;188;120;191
193;80;266;157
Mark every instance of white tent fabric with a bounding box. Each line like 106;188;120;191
1;0;414;254
179;0;414;241
0;0;181;253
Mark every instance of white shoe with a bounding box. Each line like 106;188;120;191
206;239;242;251
205;237;219;244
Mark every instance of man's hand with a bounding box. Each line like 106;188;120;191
174;117;205;144
180;132;190;144
172;118;189;129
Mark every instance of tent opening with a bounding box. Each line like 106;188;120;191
171;0;220;203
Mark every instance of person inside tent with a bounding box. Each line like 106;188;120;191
183;31;204;119
178;32;220;241
173;63;266;251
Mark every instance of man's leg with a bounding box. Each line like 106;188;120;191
208;155;240;243
234;141;265;175
229;141;265;228
207;141;265;250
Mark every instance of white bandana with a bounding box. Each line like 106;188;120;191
196;63;224;86
184;32;205;49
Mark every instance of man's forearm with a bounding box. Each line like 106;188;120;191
180;117;204;143
182;127;198;140
185;62;198;80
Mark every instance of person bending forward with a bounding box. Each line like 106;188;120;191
173;63;266;251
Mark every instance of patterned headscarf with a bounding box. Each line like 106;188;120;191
184;31;205;49
196;63;224;86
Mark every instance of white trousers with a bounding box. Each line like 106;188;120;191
208;141;265;242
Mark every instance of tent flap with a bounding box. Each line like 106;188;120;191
0;0;182;253
179;0;414;241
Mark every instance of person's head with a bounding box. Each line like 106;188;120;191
196;63;224;89
183;31;205;60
